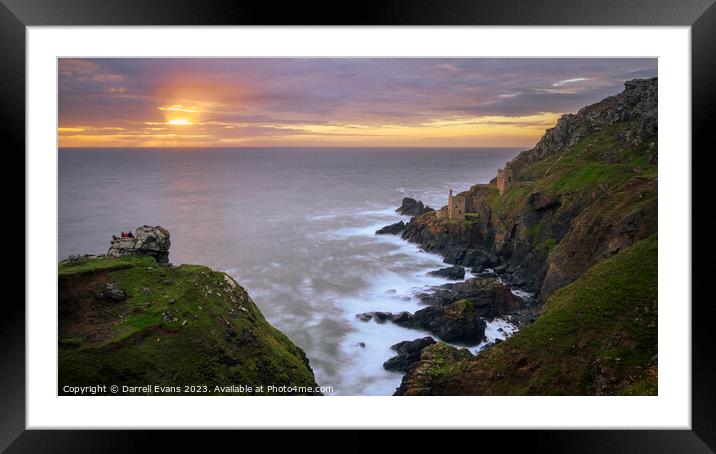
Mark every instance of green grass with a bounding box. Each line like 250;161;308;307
478;125;657;217
58;255;319;395
473;234;658;395
537;238;558;256
485;184;532;216
58;255;155;275
526;218;546;241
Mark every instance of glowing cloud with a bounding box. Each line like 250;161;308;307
166;119;193;126
158;105;200;113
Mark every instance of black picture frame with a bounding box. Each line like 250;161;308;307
3;0;712;451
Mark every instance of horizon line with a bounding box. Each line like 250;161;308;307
58;145;527;150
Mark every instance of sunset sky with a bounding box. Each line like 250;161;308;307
58;58;656;148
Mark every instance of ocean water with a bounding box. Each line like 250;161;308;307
59;147;522;395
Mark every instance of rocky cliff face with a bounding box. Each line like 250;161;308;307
59;229;320;395
395;78;659;396
402;78;658;301
509;78;657;168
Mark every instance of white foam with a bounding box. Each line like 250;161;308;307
324;206;520;395
470;317;520;354
511;288;534;300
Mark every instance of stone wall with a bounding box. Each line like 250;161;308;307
496;168;513;195
447;190;466;220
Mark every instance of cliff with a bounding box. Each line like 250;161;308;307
402;78;657;300
397;235;657;395
59;230;320;395
396;78;658;395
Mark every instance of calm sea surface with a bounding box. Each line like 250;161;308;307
59;147;522;395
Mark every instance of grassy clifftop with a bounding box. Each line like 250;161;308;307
397;235;657;396
59;255;320;395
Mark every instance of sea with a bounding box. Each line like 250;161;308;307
59;147;523;395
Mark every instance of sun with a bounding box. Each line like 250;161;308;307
167;119;192;126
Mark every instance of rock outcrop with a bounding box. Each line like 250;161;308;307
510;77;657;169
417;277;523;318
394;342;475;396
396;197;434;216
355;311;395;323
393;300;487;344
428;265;465;280
376;221;406;235
107;225;171;264
383;337;436;372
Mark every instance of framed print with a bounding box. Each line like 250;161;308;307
4;0;714;451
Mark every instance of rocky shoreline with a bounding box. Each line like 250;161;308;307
367;197;540;391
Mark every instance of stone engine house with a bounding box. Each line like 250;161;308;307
496;168;513;195
448;189;466;220
435;189;466;220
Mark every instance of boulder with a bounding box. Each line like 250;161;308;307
355;311;394;323
417;277;523;318
376;221;406;235
372;312;394;323
394;342;475;395
383;337;436;372
107;225;171;264
393;300;486;344
428;265;465;280
492;264;508;273
92;282;126;302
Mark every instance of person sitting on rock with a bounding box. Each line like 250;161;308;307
121;231;127;238
127;230;134;238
